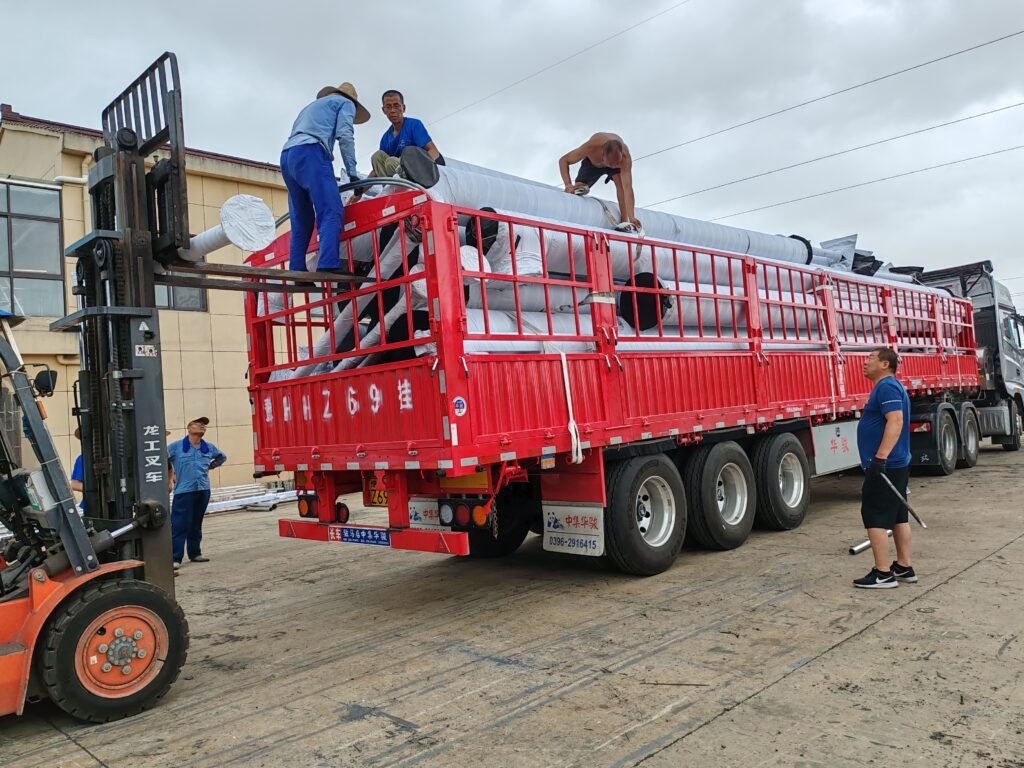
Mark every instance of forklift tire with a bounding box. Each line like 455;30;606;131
957;409;980;468
38;579;189;723
1003;400;1022;452
752;433;810;531
683;441;756;550
604;454;687;576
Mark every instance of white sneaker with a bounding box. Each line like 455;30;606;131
173;561;181;570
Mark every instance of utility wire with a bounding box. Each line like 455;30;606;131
633;29;1024;163
427;0;696;125
643;101;1024;208
707;145;1024;222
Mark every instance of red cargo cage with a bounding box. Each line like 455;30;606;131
244;189;978;571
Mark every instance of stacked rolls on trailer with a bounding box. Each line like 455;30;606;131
264;161;959;377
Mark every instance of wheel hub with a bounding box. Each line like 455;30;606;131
74;606;168;698
634;475;676;548
715;463;748;525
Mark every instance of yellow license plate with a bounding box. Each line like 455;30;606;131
363;479;389;508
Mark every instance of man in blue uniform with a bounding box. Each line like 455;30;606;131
167;417;227;571
854;347;916;589
371;90;444;177
70;426;84;508
281;82;370;274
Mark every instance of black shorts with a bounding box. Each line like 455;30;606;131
860;465;910;529
575;157;620;187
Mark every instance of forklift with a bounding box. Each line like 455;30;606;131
0;52;361;722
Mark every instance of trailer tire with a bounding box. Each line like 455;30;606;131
1003;399;1022;452
38;579;188;723
604;455;686;576
467;484;536;558
752;433;810;531
683;442;756;550
926;410;959;475
957;409;980;468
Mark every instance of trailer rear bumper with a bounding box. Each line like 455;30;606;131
278;519;470;556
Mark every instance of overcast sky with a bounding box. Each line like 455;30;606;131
3;0;1023;288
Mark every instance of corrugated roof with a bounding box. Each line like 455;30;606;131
0;103;282;173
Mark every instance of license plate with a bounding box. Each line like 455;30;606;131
363;478;389;507
542;504;604;557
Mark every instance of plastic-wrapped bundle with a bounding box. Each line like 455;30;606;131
430;165;850;269
180;194;276;262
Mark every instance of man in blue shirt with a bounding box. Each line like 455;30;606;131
854;347;914;589
70;426;84;510
281;82;370;274
167;417;227;570
371;90;444;178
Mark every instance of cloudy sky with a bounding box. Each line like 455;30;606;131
3;0;1023;288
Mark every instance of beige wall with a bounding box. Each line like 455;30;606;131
1;120;288;489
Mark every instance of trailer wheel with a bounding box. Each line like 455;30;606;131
752;433;810;531
1003;399;1022;452
926;410;959;475
467;484;535;558
38;579;188;723
604;455;686;576
683;442;756;550
957;409;980;468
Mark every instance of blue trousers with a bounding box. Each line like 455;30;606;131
171;490;211;562
280;143;345;271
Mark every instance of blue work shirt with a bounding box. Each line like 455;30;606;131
282;95;359;179
167;437;227;493
71;454;85;510
379;117;432;158
857;375;911;469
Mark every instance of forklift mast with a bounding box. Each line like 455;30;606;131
51;52;192;595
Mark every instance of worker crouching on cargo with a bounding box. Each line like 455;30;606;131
281;82;371;275
371;90;445;178
558;133;640;233
854;347;916;589
168;417;227;571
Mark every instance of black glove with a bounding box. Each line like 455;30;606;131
865;457;886;479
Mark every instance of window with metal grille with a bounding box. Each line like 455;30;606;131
0;181;65;317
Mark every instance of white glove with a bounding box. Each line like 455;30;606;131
614;221;643;235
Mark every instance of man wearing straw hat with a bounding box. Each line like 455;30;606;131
281;82;371;275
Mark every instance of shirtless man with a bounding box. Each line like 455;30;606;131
558;133;640;230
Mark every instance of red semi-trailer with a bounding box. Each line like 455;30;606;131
244;188;1020;575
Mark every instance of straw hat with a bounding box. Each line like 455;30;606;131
317;82;371;124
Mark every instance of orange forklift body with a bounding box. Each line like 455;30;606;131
0;560;141;717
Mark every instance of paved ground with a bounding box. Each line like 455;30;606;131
3;446;1023;768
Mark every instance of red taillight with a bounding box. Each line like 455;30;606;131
454;503;471;527
911;422;931;433
335;501;350;524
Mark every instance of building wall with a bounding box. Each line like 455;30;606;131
0;119;288;489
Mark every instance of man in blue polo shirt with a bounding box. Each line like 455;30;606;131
371;90;444;178
854;347;914;589
167;417;227;571
281;81;371;275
